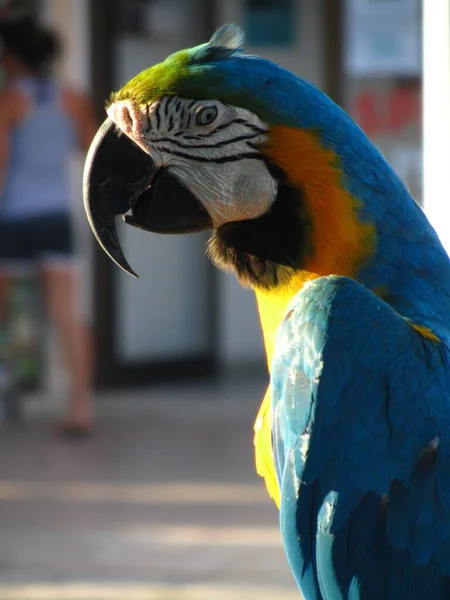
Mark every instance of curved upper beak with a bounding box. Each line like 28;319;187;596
83;118;213;277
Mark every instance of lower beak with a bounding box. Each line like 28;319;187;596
83;118;213;277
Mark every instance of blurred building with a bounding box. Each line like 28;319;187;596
4;0;423;389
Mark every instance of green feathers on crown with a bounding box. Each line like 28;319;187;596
110;24;245;107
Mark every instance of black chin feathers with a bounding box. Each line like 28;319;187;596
207;165;312;290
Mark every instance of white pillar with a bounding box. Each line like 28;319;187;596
39;0;94;404
41;0;90;89
423;0;450;252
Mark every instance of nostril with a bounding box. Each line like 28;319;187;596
107;101;138;135
120;105;133;130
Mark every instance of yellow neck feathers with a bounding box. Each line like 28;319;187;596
253;126;375;507
257;125;375;365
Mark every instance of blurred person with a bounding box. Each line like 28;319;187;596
0;19;97;436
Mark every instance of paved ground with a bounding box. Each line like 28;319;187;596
0;377;300;599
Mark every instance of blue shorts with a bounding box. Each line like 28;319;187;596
0;213;73;262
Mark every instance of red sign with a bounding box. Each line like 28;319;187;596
352;87;421;137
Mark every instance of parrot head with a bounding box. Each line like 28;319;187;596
84;24;448;305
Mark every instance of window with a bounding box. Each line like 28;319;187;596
243;0;295;47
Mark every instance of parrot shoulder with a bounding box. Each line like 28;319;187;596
271;275;450;597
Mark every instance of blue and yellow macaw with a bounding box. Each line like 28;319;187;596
83;25;450;599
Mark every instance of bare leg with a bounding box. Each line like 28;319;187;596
40;262;94;429
0;270;21;421
0;271;13;322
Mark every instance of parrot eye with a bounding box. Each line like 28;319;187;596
195;106;218;126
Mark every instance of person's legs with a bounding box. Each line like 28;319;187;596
39;260;93;430
0;267;24;421
0;270;13;321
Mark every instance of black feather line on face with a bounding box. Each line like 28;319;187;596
207;162;313;290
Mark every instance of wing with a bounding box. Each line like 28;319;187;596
271;275;450;600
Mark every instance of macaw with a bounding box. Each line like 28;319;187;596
83;25;450;599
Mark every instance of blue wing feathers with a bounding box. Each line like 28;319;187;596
272;275;450;598
281;462;325;600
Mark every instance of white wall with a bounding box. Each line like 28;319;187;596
41;0;93;324
112;4;213;363
38;0;92;402
41;0;90;90
423;0;450;253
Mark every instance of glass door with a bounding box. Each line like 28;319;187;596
90;0;218;387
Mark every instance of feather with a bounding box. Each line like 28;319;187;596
272;276;450;598
208;24;245;50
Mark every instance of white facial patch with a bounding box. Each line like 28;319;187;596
108;96;277;228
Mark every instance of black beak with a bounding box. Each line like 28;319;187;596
83;118;213;277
